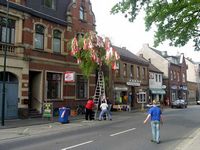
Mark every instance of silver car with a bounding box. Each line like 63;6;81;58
171;99;187;108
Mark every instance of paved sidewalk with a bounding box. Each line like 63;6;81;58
175;128;200;150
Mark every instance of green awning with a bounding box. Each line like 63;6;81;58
150;89;166;94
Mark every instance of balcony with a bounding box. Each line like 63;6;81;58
0;42;24;57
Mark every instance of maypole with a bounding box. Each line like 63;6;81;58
68;31;120;117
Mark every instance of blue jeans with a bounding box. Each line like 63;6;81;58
151;121;160;142
99;109;112;120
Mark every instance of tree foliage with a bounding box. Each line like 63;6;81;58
111;0;200;50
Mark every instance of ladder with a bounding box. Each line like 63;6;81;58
93;71;106;119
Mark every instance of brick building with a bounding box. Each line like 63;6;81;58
110;46;149;110
0;0;96;119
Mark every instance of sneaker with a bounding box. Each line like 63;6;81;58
156;141;160;144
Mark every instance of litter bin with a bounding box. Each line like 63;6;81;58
58;107;70;123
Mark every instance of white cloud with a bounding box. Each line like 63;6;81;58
91;0;199;62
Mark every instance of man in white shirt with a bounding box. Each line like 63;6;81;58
98;100;112;121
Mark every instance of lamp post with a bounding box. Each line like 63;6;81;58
1;0;9;126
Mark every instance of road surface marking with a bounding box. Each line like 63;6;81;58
61;140;94;150
110;128;136;137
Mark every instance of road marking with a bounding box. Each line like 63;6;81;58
110;128;136;137
61;140;94;150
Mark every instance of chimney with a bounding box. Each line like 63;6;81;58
139;54;143;58
148;58;151;63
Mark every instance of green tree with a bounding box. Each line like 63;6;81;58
111;0;200;51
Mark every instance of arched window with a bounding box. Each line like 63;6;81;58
35;24;45;50
53;30;61;53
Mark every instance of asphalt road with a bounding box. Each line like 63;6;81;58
0;105;200;150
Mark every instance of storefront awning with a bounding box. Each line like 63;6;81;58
150;89;166;94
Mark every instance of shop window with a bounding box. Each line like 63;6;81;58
47;72;61;99
137;92;146;103
0;17;15;44
53;30;61;53
35;24;44;49
44;0;56;9
76;75;88;99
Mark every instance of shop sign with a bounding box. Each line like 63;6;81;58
64;71;75;82
114;86;128;91
126;79;141;86
171;85;177;89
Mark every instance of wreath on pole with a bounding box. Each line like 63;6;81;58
67;31;120;78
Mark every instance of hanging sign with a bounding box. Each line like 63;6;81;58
64;71;75;82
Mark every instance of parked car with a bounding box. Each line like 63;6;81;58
171;99;187;108
197;100;200;105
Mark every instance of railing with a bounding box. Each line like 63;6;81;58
32;96;43;113
0;42;24;56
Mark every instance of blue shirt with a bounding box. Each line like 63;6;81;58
148;106;162;121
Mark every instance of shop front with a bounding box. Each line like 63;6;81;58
113;85;129;111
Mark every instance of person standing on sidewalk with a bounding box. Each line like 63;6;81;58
85;97;95;120
143;100;163;144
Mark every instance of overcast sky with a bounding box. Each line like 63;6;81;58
91;0;199;62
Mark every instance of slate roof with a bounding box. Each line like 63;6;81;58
0;0;69;26
113;45;149;66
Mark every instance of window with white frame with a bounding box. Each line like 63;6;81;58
44;0;56;9
53;30;61;53
137;92;146;103
47;72;61;99
35;24;44;49
76;75;88;99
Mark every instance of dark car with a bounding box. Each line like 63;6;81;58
171;99;187;108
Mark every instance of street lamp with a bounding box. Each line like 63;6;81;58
1;0;9;126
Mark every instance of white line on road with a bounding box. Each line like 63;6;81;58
110;128;136;137
61;140;94;150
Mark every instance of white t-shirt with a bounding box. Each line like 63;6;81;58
100;103;108;110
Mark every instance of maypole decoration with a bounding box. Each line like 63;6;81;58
67;31;120;78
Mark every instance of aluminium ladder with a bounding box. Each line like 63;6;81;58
93;71;106;119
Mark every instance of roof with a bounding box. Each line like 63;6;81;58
149;47;184;65
0;0;69;26
113;45;149;66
